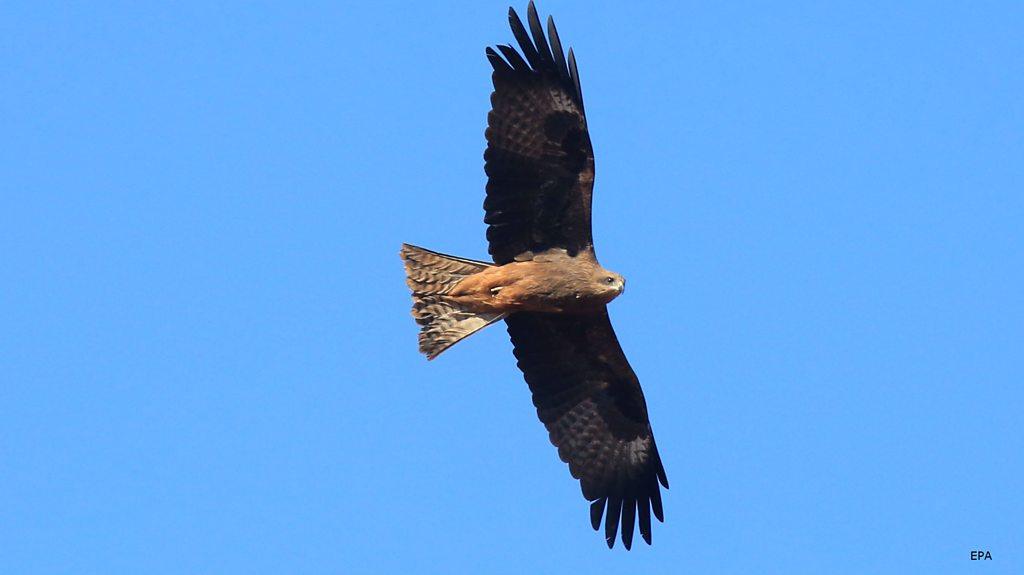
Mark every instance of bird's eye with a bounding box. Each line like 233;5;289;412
605;276;615;284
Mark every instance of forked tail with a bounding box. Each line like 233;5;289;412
400;244;506;359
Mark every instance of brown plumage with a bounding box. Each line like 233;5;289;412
400;2;667;549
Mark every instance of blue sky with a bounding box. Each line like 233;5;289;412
2;1;1022;573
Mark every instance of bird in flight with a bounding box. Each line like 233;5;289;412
400;2;668;549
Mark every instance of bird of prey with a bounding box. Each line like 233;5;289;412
400;2;668;549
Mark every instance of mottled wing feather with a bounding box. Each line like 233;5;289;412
505;309;669;549
484;3;595;265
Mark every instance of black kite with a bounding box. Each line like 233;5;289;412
400;2;668;549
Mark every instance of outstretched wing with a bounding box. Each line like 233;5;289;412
484;2;595;265
506;309;669;549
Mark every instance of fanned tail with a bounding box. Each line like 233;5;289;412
400;244;506;359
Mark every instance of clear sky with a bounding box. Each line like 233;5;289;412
3;1;1022;573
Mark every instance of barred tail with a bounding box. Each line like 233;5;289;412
400;243;506;360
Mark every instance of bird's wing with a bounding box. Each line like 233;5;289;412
484;2;595;265
505;309;669;549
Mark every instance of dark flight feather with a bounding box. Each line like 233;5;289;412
638;494;653;544
567;48;585;115
546;16;569;80
485;47;513;73
590;498;606;531
604;496;622;549
526;3;554;66
508;6;541;70
621;496;637;550
496;44;529;72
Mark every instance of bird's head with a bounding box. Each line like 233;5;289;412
592;267;626;302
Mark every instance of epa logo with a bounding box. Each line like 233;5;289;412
970;550;992;560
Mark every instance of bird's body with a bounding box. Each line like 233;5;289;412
447;249;624;314
400;2;668;549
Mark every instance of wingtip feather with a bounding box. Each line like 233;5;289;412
507;4;540;69
546;15;569;79
639;496;653;545
604;497;622;549
651;484;664;523
526;1;553;65
621;499;636;550
590;498;605;531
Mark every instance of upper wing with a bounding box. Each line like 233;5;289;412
505;309;669;549
484;2;595;265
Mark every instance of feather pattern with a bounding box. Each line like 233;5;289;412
400;244;506;359
505;309;668;548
